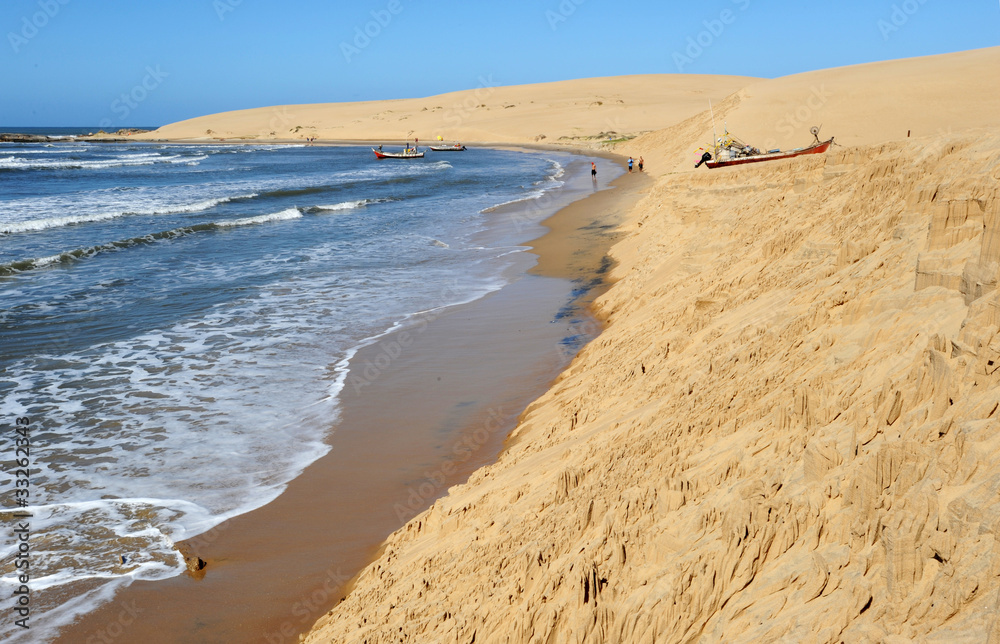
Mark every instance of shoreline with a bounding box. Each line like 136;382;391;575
58;147;648;643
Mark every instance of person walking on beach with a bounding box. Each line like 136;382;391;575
638;156;644;172
591;161;597;180
628;157;634;173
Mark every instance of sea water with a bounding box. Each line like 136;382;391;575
0;136;615;639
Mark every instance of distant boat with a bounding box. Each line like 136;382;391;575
429;144;466;152
696;126;833;169
373;147;424;159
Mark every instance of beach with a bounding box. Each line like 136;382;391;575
33;144;648;642
10;44;1000;642
301;47;1000;642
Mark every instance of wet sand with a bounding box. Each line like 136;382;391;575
60;157;648;644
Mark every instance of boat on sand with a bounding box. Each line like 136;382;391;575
696;126;833;169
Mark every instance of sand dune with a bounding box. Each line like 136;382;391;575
136;74;755;145
304;47;1000;642
625;46;1000;176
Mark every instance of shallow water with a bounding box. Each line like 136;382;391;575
0;138;615;639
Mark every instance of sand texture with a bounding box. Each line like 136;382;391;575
135;74;755;145
303;47;1000;643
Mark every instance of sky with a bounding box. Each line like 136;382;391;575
1;0;997;127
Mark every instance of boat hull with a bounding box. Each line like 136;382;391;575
373;149;424;159
705;138;833;169
428;145;466;151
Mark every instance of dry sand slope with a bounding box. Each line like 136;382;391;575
305;48;1000;643
626;46;1000;176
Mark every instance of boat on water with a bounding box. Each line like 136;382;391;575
373;145;424;159
428;144;466;152
696;126;833;169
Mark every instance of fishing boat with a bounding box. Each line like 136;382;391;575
696;126;833;169
372;146;424;159
428;144;466;151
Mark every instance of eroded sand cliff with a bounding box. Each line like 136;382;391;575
306;49;1000;643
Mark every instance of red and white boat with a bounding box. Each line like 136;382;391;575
696;126;833;169
372;147;424;159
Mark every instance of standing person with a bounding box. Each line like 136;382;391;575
628;157;633;173
591;161;597;180
638;156;644;172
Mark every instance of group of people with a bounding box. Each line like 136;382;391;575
590;155;644;181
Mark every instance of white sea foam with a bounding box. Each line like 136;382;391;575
141;193;257;215
479;188;547;213
216;207;302;227
0;193;258;234
28;253;64;268
0;165;414;236
313;198;392;212
0;147;85;155
0;577;130;644
0;153;207;171
480;158;568;214
314;200;368;211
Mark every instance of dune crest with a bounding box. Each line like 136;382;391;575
305;48;1000;643
137;74;755;145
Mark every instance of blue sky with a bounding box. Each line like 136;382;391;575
1;0;997;127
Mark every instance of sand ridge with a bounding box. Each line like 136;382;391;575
302;47;1000;643
134;74;756;147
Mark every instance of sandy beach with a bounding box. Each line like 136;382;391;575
299;46;1000;642
64;45;1000;642
57;150;649;642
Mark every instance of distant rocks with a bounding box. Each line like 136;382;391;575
77;128;154;141
0;128;154;144
0;133;50;143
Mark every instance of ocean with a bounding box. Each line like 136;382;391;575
0;135;617;640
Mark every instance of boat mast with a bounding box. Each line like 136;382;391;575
710;100;718;157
